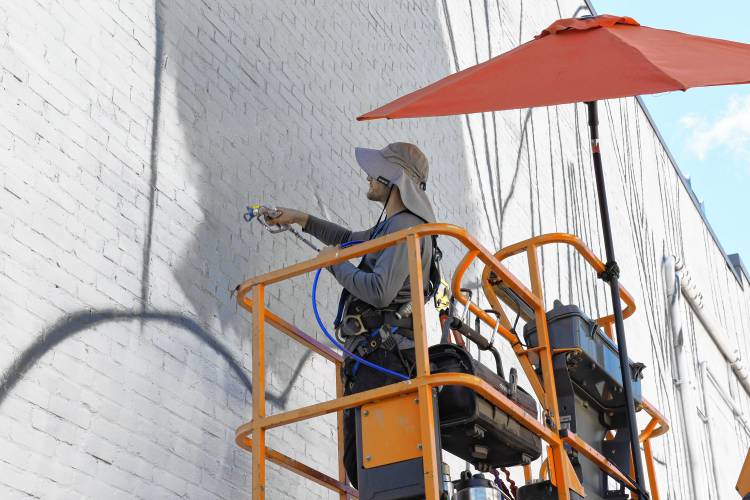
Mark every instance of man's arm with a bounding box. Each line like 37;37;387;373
328;242;411;309
267;207;366;246
303;216;356;246
329;215;432;309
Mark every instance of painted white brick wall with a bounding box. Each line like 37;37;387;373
1;0;748;498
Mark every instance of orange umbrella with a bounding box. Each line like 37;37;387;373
358;15;750;120
358;14;750;500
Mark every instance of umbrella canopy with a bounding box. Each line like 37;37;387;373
358;15;750;120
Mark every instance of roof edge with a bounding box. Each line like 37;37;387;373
729;254;750;287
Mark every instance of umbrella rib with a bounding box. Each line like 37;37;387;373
608;28;688;92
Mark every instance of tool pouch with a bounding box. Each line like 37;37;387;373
430;344;542;469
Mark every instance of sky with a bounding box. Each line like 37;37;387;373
593;0;750;268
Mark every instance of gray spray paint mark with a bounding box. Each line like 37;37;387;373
654;148;673;250
492;111;502;232
470;0;502;237
569;107;585;309
481;0;504;233
572;105;594;313
499;109;533;247
565;159;577;301
468;0;481;64
314;192;336;224
528;117;535;238
441;0;500;245
494;0;503;41
593;79;692;500
556;107;572;302
672;163;686;255
464;114;500;244
707;231;725;328
547;107;562;300
654;137;684;256
628;106;662;337
141;0;166;310
567;158;585;308
604;101;679;469
0;309;311;409
562;161;573;304
528;112;546;289
490;0;506;236
605;101;656;335
626;102;665;336
527;112;537;237
610;99;676;450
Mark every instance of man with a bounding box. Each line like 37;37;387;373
267;142;437;488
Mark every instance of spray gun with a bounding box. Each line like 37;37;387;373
244;204;320;252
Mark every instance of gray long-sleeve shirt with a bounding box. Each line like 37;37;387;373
303;212;432;309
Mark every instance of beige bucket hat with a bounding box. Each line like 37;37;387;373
354;142;436;223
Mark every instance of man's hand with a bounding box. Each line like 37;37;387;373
265;207;309;228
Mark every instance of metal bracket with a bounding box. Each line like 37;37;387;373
598;260;621;283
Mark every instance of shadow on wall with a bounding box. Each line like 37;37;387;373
0;2;311;412
0;1;608;414
0;309;305;408
159;1;466;344
0;8;315;497
0;2;477;498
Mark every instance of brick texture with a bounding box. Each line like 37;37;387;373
1;1;749;498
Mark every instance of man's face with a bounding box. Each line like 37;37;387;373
366;175;390;203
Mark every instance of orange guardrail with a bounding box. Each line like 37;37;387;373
233;223;669;500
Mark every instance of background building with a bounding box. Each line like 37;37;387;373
1;0;748;498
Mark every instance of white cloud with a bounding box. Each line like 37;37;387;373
679;113;700;128
681;94;750;162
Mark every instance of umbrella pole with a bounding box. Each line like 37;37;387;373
585;100;648;499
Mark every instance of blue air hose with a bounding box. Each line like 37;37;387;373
311;240;409;381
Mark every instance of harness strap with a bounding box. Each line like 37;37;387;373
333;216;393;329
335;210;443;332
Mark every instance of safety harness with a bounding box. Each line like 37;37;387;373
332;210;443;381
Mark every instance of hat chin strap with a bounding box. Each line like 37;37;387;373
370;186;394;239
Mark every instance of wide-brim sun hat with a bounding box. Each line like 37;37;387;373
354;142;436;223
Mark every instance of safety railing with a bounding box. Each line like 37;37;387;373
234;223;669;500
454;232;668;500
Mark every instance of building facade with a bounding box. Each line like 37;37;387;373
1;0;748;498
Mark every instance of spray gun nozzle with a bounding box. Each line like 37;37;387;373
244;205;260;222
243;203;320;251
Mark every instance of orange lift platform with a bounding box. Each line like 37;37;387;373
234;224;669;500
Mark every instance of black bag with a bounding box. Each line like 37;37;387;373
429;344;542;469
